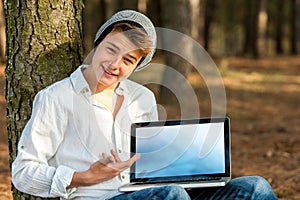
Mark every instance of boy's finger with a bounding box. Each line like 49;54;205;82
110;149;122;162
102;152;107;159
116;153;140;170
99;153;115;165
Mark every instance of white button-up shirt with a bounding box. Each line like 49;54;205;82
12;65;158;199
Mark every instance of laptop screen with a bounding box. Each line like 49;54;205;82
130;117;230;182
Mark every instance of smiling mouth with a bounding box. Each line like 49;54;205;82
102;65;117;76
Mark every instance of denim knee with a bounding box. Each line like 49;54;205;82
162;185;191;200
251;176;277;199
231;176;277;200
110;185;190;200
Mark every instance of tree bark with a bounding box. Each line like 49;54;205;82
0;0;5;63
291;0;300;54
105;0;122;18
243;0;259;57
121;0;138;10
197;0;206;47
159;0;196;118
5;0;83;199
275;0;284;54
146;0;161;27
203;0;214;51
257;0;268;57
190;0;200;40
82;0;105;56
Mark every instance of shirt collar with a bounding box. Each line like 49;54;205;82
115;80;130;96
70;64;90;94
70;65;131;96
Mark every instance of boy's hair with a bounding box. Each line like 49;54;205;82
110;23;153;57
94;22;153;57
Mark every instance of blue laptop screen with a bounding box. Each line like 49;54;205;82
131;118;230;181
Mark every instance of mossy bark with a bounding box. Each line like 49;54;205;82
4;0;83;199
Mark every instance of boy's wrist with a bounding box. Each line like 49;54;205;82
67;170;93;189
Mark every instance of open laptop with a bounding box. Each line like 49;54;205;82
119;117;231;192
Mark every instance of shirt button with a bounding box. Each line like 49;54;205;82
118;149;122;154
121;175;125;180
115;88;124;95
20;146;25;149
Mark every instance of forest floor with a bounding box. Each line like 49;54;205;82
0;56;299;199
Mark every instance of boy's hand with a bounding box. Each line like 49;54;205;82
67;149;140;189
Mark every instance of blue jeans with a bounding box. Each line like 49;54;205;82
109;176;277;200
187;176;278;200
110;185;190;200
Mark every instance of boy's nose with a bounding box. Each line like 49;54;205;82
109;56;122;69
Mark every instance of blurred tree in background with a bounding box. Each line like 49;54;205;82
2;0;300;63
80;0;300;57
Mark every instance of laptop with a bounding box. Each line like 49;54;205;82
119;117;231;192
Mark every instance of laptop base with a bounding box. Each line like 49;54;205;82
119;179;229;192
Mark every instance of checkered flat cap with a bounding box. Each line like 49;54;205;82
94;10;157;71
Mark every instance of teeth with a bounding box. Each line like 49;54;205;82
102;65;117;76
105;69;115;75
103;66;112;74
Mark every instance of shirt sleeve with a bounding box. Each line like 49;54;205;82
11;89;77;198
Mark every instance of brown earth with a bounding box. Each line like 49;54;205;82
216;56;300;200
0;56;299;199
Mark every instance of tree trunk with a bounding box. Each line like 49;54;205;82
159;0;197;119
190;0;200;40
5;1;83;199
197;0;206;46
243;0;251;55
82;0;105;57
256;0;268;57
0;0;5;63
146;0;161;27
121;0;138;10
222;0;241;56
275;0;284;54
105;0;122;18
291;0;300;54
243;0;259;57
203;0;215;51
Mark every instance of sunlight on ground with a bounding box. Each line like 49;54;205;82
189;61;300;94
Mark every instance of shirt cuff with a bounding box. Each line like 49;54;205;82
50;165;77;198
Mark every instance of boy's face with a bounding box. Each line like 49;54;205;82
90;31;143;90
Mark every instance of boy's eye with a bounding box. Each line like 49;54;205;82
123;57;134;65
107;48;114;53
107;47;117;54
